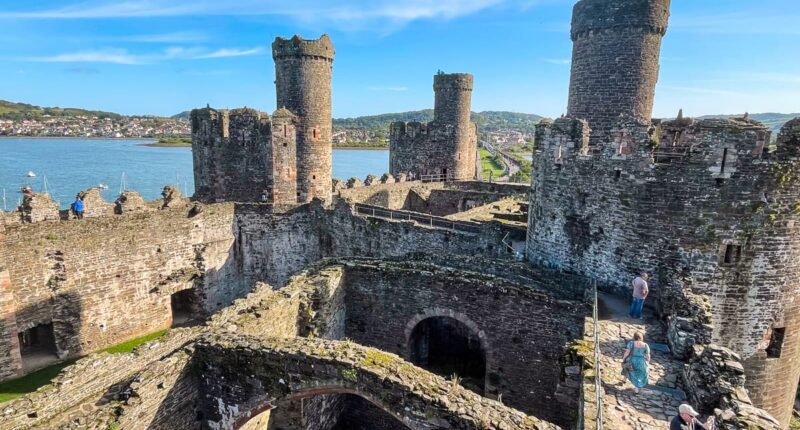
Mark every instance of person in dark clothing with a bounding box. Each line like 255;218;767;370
670;404;714;430
72;195;84;220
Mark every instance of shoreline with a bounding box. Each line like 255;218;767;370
0;136;158;141
333;146;387;151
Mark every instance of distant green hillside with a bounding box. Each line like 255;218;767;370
333;110;544;135
697;113;799;133
0;99;123;120
172;111;191;120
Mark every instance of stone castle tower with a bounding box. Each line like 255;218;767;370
272;35;335;203
389;72;477;181
567;0;670;142
191;34;332;206
528;0;800;425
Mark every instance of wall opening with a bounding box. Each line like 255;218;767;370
17;323;58;371
409;317;485;395
722;244;742;265
170;289;197;328
258;393;411;430
766;327;786;358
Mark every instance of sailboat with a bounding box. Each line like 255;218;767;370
26;171;36;177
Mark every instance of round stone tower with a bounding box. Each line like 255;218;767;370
272;34;335;204
567;0;670;137
433;72;477;180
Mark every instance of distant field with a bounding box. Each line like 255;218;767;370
480;148;505;179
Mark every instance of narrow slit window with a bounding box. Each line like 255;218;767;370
766;327;786;358
720;148;728;175
614;169;622;180
723;244;742;264
283;125;288;137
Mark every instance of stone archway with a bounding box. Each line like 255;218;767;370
236;386;411;430
404;309;494;396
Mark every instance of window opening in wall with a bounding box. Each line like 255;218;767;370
17;323;58;371
312;128;319;139
283;125;288;137
170;289;197;328
766;327;786;358
282;142;287;147
720;148;728;175
723;244;742;264
614;169;622;180
409;317;485;395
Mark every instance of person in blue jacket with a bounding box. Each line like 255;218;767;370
72;195;84;219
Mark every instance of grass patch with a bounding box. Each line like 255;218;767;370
142;136;191;147
480;148;505;179
0;358;79;403
0;329;168;404
99;329;168;354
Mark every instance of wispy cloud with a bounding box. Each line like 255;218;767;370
194;47;263;59
367;86;409;92
0;0;521;32
26;49;142;64
542;58;569;65
19;46;263;64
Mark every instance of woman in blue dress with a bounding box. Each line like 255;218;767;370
622;332;650;393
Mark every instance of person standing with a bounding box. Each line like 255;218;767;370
629;272;649;319
670;404;714;430
621;331;650;393
72;195;84;220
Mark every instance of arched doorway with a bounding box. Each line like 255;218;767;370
408;316;486;395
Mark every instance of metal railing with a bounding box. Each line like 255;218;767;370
593;281;604;430
653;145;691;164
418;173;454;183
353;203;482;234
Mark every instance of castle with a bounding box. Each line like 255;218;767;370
0;1;798;430
389;72;479;181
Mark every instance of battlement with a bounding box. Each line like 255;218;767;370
571;0;671;40
389;121;430;139
272;34;335;61
433;72;474;92
191;107;272;145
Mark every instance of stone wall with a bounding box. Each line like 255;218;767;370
389;73;478;181
194;334;558;430
305;258;587;426
0;201;238;377
528;114;800;424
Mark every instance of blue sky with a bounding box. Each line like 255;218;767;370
0;0;798;118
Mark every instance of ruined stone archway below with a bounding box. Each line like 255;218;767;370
194;334;556;430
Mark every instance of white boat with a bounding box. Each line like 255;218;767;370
26;171;36;177
98;183;109;190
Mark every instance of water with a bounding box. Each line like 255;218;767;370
0;138;389;210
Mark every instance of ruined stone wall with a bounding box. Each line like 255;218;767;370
273;35;335;204
335;259;586;426
190;107;275;203
567;0;670;142
0;202;238;375
527;116;800;425
389;73;477;180
268;108;299;204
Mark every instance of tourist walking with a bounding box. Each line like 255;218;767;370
621;332;650;393
629;272;649;319
670;404;715;430
72;195;84;219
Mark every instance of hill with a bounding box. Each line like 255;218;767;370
172;111;191;120
333;110;544;135
0;99;123;120
696;113;798;133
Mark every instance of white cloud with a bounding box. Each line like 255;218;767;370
367;86;409;92
20;46;264;64
26;49;142;64
542;58;569;65
194;47;263;59
0;0;520;31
